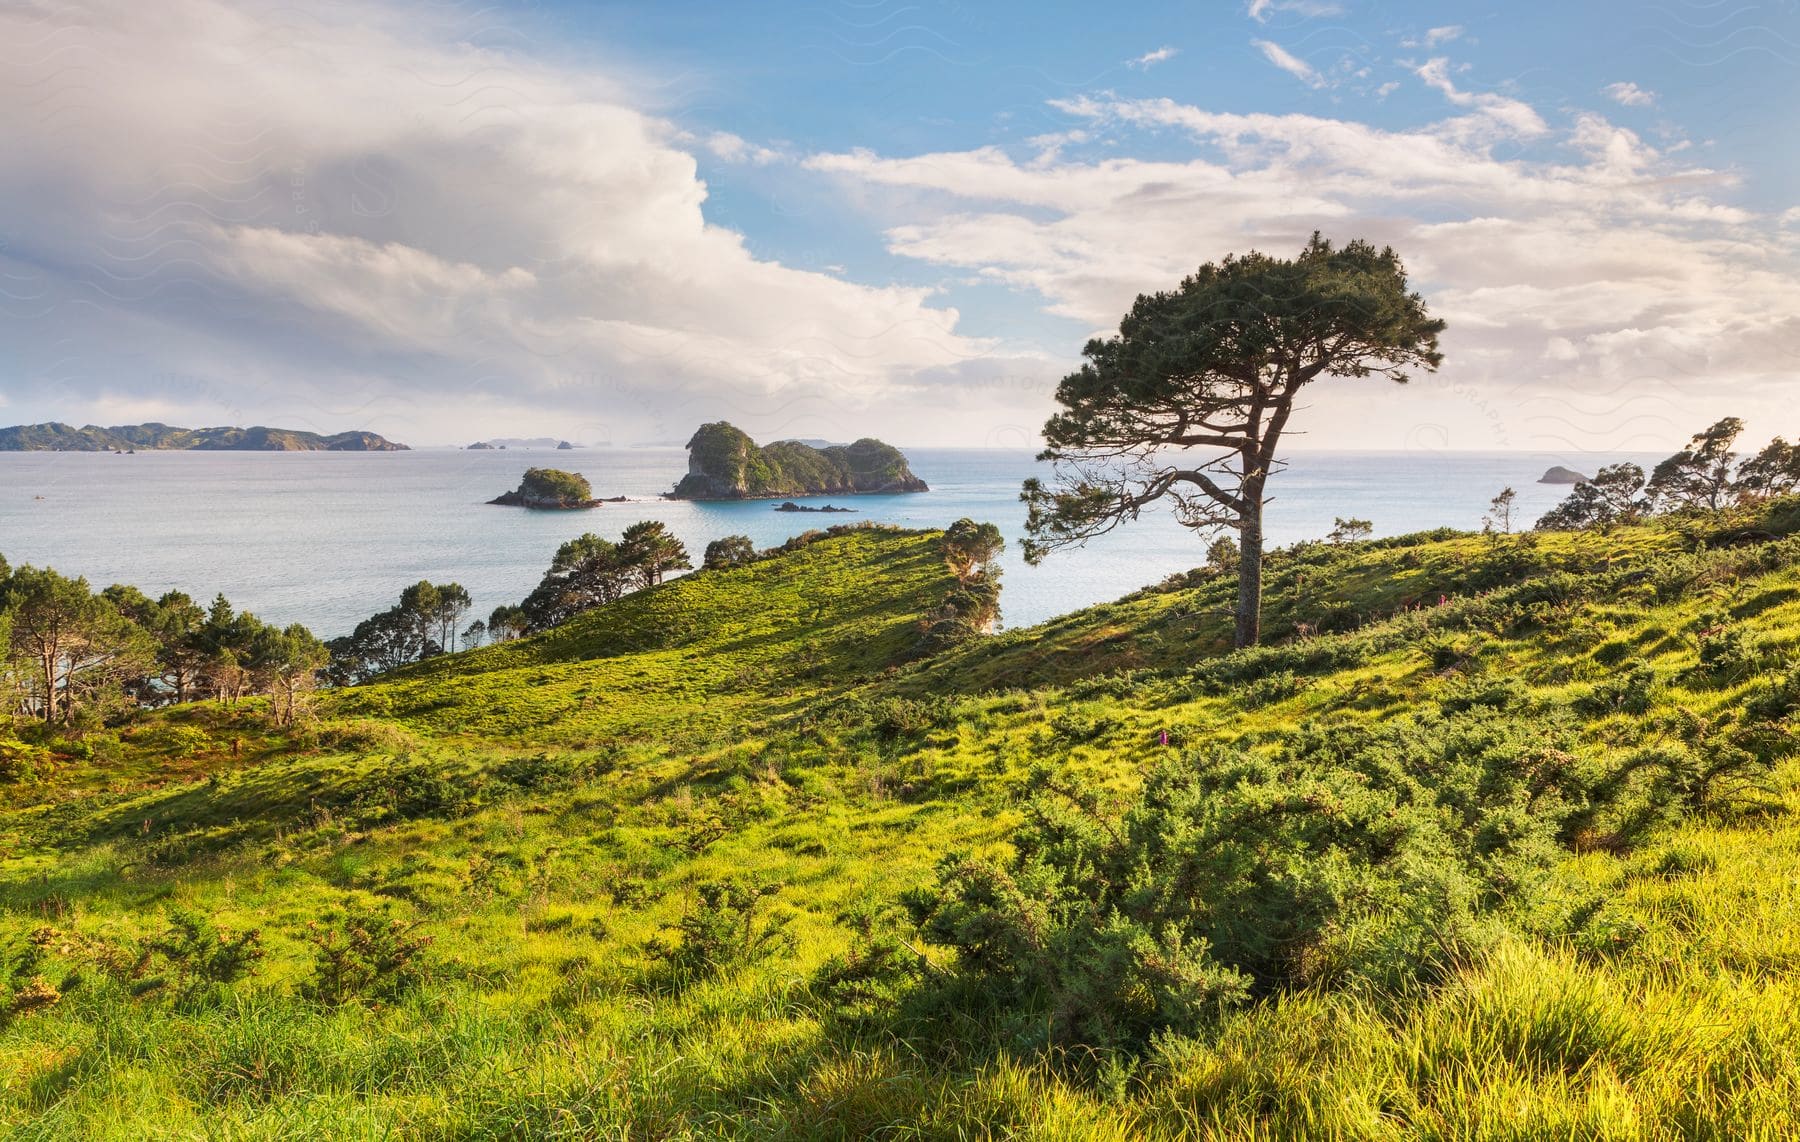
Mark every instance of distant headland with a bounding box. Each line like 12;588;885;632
0;421;408;452
667;422;928;500
467;438;577;450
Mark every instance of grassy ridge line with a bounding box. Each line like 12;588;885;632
344;527;952;741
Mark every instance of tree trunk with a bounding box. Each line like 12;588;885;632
1235;493;1265;649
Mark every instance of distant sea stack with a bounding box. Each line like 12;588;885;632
1538;465;1590;485
488;467;602;509
668;422;928;500
0;421;408;452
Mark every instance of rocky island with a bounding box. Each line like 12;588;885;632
668;422;927;500
774;501;856;513
0;421;408;451
1538;465;1590;485
488;467;604;509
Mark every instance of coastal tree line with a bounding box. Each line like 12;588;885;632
0;556;326;728
1536;418;1800;531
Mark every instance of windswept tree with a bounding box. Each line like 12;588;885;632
1645;417;1743;512
1537;463;1646;532
1734;436;1800;500
326;580;470;684
1022;234;1444;647
618;521;691;588
1485;487;1517;534
941;518;1005;583
1327;517;1373;545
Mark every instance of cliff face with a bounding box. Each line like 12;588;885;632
0;421;409;451
668;422;928;500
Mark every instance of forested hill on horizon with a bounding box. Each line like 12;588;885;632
0;422;409;452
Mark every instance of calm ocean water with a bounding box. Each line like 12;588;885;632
0;448;1641;639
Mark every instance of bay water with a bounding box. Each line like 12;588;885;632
0;448;1632;639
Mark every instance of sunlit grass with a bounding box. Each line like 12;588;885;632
5;514;1800;1135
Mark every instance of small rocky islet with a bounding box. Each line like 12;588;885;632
488;467;607;509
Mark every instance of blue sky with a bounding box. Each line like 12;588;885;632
528;0;1799;369
0;0;1795;450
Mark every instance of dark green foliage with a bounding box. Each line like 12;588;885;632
906;710;1590;1053
1743;662;1800;723
514;467;593;506
1690;610;1761;684
511;523;689;633
1328;517;1373;544
1645;418;1742;513
302;906;432;1006
1537;463;1646;532
326;581;468;684
644;879;794;985
618;521;691;588
940;519;1004;583
1576;659;1656;716
139;910;264;1000
349;759;485;821
703;535;756;570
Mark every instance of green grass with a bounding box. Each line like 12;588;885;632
5;515;1800;1136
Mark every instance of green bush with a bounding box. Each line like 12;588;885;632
644;879;794;987
302;905;433;1007
0;738;53;784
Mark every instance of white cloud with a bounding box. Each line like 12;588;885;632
1127;46;1178;70
805;91;1800;452
0;0;1030;444
705;132;783;165
1414;57;1548;138
1248;0;1345;22
1402;25;1465;48
1253;40;1324;88
1604;81;1657;107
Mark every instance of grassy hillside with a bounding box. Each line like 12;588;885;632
5;513;1800;1137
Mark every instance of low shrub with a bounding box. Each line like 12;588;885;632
644;879;794;987
302;905;433;1007
902;708;1593;1055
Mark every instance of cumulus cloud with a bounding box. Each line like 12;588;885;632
1253;40;1324;88
1128;46;1179;70
0;0;1027;445
804;84;1800;452
1604;81;1658;107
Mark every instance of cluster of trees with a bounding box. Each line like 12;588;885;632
1539;419;1800;532
1;555;326;727
507;521;691;635
324;581;473;685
